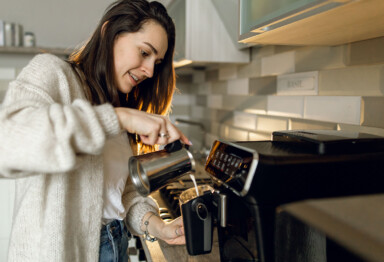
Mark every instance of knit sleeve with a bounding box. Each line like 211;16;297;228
0;54;121;178
122;180;159;236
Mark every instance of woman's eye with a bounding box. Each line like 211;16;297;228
141;50;149;57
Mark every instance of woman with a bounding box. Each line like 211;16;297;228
0;0;188;261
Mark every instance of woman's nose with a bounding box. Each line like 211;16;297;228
142;60;154;78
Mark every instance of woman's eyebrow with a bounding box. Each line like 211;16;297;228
144;42;158;55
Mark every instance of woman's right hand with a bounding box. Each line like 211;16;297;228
114;107;191;146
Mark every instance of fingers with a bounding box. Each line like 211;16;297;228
162;223;186;245
138;115;189;146
175;225;184;236
115;107;192;146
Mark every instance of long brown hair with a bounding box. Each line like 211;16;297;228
68;0;176;152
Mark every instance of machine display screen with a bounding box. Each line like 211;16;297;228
205;140;256;194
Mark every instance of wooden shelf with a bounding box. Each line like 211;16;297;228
0;46;73;56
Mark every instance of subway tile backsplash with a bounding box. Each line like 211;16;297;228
318;65;384;96
304;96;362;125
227;78;249;95
261;51;295;76
267;96;304;118
172;36;384;145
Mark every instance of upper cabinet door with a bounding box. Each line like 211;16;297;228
239;0;329;36
168;0;250;68
239;0;384;46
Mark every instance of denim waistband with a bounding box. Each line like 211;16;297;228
102;219;126;233
101;219;132;242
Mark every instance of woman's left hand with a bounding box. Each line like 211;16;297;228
142;213;185;245
158;216;185;245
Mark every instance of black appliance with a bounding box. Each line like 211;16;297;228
186;130;384;262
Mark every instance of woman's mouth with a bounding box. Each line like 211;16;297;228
129;72;139;85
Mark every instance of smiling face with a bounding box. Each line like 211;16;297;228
113;20;168;94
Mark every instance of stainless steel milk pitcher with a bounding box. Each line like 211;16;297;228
129;140;195;196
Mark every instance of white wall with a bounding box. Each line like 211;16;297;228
0;0;113;49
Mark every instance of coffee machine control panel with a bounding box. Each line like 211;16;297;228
205;140;258;196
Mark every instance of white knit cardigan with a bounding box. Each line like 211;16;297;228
0;54;158;262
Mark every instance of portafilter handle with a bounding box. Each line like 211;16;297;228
129;140;195;196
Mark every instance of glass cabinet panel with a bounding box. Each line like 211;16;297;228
239;0;328;36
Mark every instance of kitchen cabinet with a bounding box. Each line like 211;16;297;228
239;0;384;46
167;0;250;68
211;0;248;50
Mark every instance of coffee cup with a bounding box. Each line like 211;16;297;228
179;185;214;255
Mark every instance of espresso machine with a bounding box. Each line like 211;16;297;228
182;130;384;262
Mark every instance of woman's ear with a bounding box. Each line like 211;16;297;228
101;21;108;36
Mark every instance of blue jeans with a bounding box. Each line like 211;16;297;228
99;219;131;262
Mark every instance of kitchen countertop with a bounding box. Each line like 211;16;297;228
282;193;384;262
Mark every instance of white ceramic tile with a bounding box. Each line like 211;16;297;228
261;51;295;76
205;133;219;148
220;125;229;138
0;68;16;80
218;65;237;81
227;127;248;141
172;94;195;105
192;70;205;84
197;82;212;95
267;96;304;118
289;118;337;130
210;122;221;135
191;106;205;118
295;45;346;71
238;59;262;78
360;97;384;128
253;45;277;60
277;71;318;95
319;65;384;96
241;96;268;115
304;96;361;125
233;111;257;130
207;95;223;109
248;132;272;141
170;114;190;123
337;124;384;137
175;81;192;91
256;115;288;133
227;78;249;95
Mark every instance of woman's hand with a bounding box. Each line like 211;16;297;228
142;213;185;245
115;107;191;146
